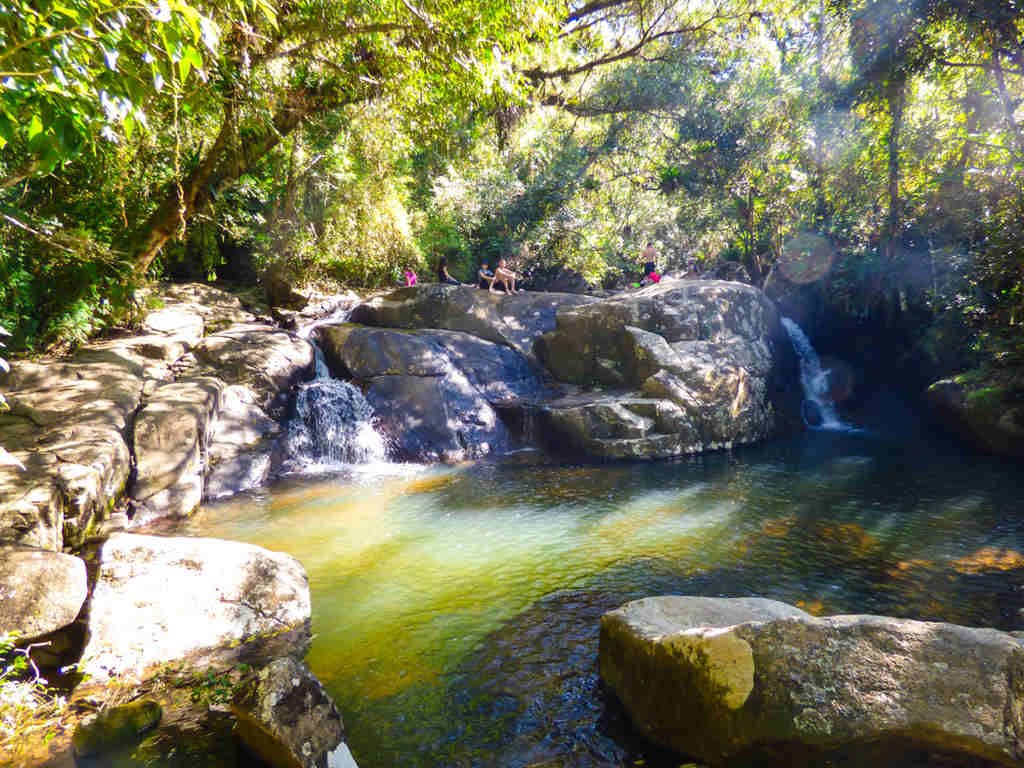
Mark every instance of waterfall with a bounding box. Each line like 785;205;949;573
781;317;848;431
282;308;389;470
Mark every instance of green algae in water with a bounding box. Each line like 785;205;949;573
187;430;1024;768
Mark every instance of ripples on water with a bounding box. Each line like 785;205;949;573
187;419;1024;768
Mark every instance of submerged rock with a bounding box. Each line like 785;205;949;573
317;325;544;461
80;533;311;681
348;284;596;360
0;546;87;640
72;700;163;757
599;596;1024;767
926;370;1024;459
232;656;350;768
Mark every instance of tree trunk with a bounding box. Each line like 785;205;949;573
884;77;906;259
992;50;1023;157
129;87;333;279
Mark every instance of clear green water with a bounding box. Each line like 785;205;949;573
185;410;1024;768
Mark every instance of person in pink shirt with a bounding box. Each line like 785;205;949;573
403;268;418;286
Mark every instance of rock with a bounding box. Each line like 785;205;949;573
80;533;311;681
600;596;1024;767
0;347;144;550
533;393;702;459
232;656;347;768
926;372;1024;459
131;377;223;520
204;385;279;500
318;325;544;461
191;324;314;408
349;284;597;360
534;280;789;458
0;547;87;640
72;700;162;757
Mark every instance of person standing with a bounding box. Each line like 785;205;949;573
641;241;658;278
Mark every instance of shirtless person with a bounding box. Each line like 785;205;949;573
491;258;520;294
641;241;658;279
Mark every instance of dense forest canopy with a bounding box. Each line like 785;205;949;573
0;0;1022;374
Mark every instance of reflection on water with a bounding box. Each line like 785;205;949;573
185;426;1024;768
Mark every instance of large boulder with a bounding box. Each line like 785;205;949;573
348;284;597;360
232;656;352;768
79;533;311;681
926;370;1024;459
535;280;793;458
317;325;544;461
131;377;223;521
600;596;1024;767
0;347;145;550
0;546;87;640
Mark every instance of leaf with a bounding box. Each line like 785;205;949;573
26;114;43;142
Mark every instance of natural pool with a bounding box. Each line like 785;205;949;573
185;406;1024;768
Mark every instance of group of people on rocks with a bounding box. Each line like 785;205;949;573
402;243;662;293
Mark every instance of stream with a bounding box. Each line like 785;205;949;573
181;397;1024;767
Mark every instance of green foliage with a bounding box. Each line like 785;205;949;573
0;632;67;753
0;0;1019;371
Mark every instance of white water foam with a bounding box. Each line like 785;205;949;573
781;317;853;432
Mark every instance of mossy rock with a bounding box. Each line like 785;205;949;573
72;700;163;757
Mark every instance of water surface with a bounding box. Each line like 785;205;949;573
185;415;1024;767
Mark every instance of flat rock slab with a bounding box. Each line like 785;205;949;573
600;596;1024;767
80;533;311;681
0;546;87;640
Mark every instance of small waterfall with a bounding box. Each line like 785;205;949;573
283;307;388;470
781;317;848;431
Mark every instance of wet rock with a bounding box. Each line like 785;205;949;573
318;325;544;461
232;656;348;768
349;284;596;360
204;385;279;500
0;546;87;640
600;596;1024;767
534;393;703;459
926;372;1024;459
80;533;311;681
72;700;163;757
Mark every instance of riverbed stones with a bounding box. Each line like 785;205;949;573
349;284;597;360
317;324;544;461
72;700;163;758
0;546;87;640
232;656;347;768
79;533;311;681
599;596;1024;766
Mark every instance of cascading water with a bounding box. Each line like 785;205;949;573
282;309;388;470
781;317;849;431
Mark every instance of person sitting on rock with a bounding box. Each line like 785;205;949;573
436;256;461;286
491;258;520;294
478;260;497;290
403;268;418;286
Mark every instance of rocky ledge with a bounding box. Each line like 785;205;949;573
599;595;1024;767
0;283;315;552
336;279;798;461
